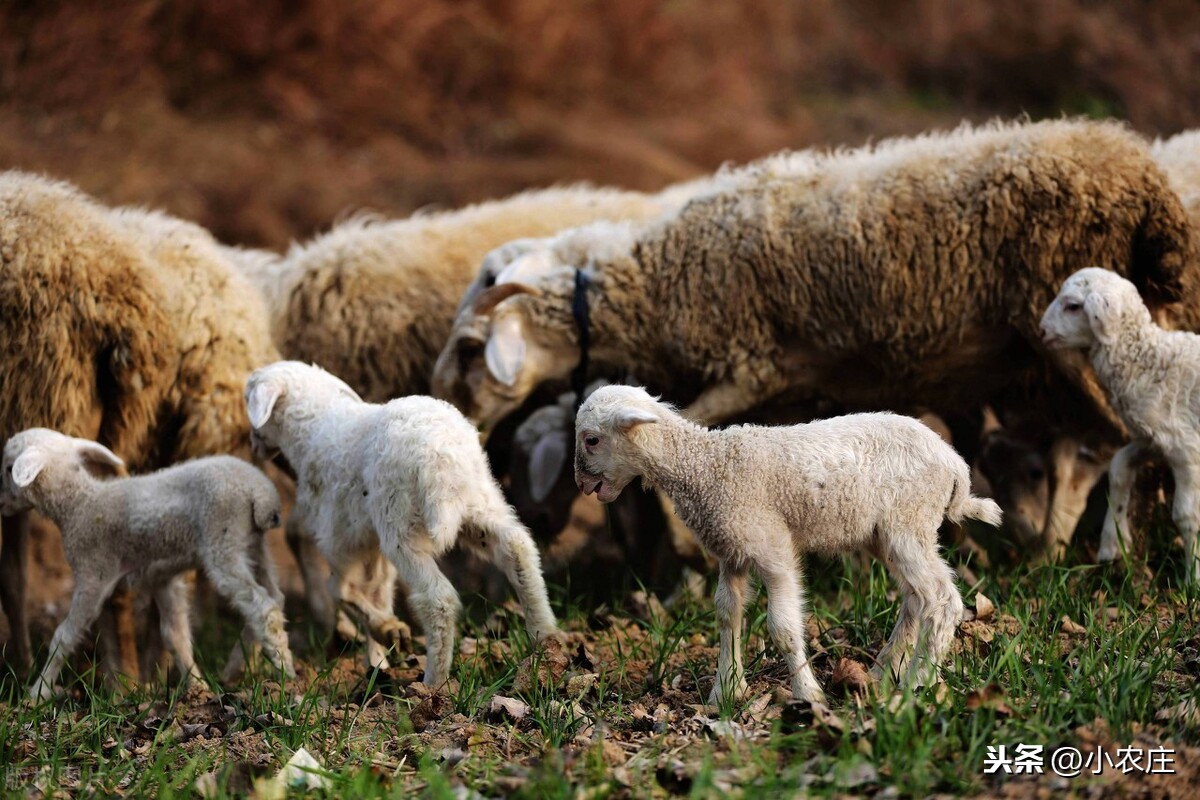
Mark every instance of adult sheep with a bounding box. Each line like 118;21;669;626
0;171;280;671
430;120;1191;506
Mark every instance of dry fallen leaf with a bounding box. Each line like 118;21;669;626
487;695;531;723
1060;615;1088;635
974;592;996;621
829;658;874;699
965;683;1013;716
1156;698;1200;726
513;636;571;693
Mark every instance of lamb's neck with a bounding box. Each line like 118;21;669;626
1090;321;1170;398
35;473;100;532
638;417;727;513
282;397;367;468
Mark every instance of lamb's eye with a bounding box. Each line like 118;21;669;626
584;435;600;448
1063;301;1082;312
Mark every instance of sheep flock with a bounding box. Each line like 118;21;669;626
3;117;1200;789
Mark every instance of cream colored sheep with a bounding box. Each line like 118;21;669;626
574;386;998;701
431;120;1191;564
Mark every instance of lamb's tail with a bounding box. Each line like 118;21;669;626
251;487;283;534
947;478;1003;528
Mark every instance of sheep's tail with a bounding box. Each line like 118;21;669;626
947;478;1003;528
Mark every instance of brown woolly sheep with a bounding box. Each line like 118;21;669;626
0;171;280;672
431;119;1191;567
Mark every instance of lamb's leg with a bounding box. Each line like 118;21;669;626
879;532;963;689
154;576;202;685
708;561;750;705
202;553;295;679
0;510;32;668
96;585;141;685
1099;442;1147;563
757;555;824;703
390;542;461;689
333;551;405;670
871;571;919;685
29;572;121;701
1169;464;1200;585
224;539;290;682
286;515;338;633
463;508;558;642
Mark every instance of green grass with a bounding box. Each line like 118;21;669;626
2;525;1198;797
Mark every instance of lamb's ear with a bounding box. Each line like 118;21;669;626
1084;291;1118;345
485;314;526;387
246;379;283;429
614;409;658;431
76;441;127;478
527;430;569;503
495;250;554;286
11;449;46;488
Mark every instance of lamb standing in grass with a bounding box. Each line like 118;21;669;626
244;361;558;686
0;429;294;701
574;386;1000;702
1041;267;1200;583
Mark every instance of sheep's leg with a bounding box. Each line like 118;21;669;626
286;516;339;634
154;576;202;686
390;542;461;689
682;381;762;427
708;561;750;705
224;540;289;682
0;510;32;668
202;553;295;679
1169;464;1200;585
1099;442;1148;563
29;573;122;701
879;533;963;689
463;510;558;642
757;555;824;703
871;571;919;685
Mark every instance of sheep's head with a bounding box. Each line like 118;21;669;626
1041;267;1151;350
971;410;1049;546
574;385;660;504
433;280;577;441
455;240;556;320
246;361;362;460
1;429;125;515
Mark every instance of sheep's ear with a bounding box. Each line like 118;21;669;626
485;315;526;387
76;441;126;478
472;283;540;316
614;409;658;431
1084;291;1117;345
980;406;1002;439
247;380;282;429
495;250;554;286
527;430;568;503
11;450;46;488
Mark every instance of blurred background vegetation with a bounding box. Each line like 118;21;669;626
1;0;1196;248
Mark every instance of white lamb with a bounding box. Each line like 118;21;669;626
0;429;294;701
573;386;1001;702
244;361;559;687
1041;267;1200;582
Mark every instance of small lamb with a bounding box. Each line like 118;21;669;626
0;429;294;701
244;361;559;687
574;386;1000;702
1041;267;1200;582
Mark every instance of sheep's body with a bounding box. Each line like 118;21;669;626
240;187;686;404
0;170;282;671
0;429;293;700
245;362;558;686
433;120;1191;559
574;386;997;701
1041;267;1200;582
